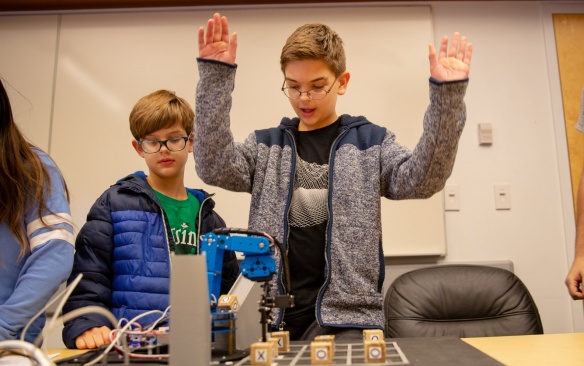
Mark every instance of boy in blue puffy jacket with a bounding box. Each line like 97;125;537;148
62;90;239;349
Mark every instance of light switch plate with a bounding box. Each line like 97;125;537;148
494;184;511;210
478;123;493;145
444;185;460;211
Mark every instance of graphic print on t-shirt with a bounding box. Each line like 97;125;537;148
288;155;329;228
153;190;200;255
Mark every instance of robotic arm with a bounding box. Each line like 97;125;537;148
200;228;294;342
200;228;277;305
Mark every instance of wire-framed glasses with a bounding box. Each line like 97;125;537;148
281;77;339;100
137;134;191;154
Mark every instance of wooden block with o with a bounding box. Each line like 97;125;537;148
310;341;334;364
217;294;239;312
364;339;386;363
362;329;384;342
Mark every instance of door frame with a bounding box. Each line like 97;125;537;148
544;2;584;332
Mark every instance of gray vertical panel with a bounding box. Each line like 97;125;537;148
170;254;211;365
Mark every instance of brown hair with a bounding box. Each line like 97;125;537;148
129;90;194;140
280;23;346;78
0;79;70;257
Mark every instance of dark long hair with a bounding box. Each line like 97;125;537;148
0;79;70;257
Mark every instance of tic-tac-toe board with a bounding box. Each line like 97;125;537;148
231;342;410;365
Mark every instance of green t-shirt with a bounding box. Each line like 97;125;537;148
154;190;200;255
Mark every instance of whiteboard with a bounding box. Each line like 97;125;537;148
0;5;445;257
0;15;59;152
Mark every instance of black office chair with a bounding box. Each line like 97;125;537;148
384;264;543;338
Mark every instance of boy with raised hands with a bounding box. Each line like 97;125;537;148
194;13;472;340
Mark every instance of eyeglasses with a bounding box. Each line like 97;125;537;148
137;134;191;154
281;77;339;100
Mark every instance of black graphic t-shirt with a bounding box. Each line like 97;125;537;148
284;119;340;339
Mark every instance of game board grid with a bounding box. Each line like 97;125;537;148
233;342;410;365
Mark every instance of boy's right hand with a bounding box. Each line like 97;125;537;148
198;13;237;64
75;326;112;349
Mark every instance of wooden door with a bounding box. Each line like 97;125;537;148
554;14;584;213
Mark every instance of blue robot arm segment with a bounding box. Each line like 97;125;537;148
200;231;277;305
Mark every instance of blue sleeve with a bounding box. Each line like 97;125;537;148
0;156;74;342
62;191;116;349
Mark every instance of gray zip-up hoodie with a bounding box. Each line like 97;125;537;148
194;59;467;331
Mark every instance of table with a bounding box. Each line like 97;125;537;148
463;332;584;366
50;337;500;365
48;333;584;365
49;348;87;361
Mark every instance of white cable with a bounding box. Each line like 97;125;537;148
46;306;120;366
34;299;170;365
210;293;217;308
20;273;83;345
17;270;172;365
40;274;83;346
144;305;171;332
34;274;84;347
80;308;166;366
0;340;54;366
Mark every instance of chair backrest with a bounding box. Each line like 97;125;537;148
384;264;543;338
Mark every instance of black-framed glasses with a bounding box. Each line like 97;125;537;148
281;77;339;100
137;134;191;154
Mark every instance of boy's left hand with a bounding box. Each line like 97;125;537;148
429;32;473;82
198;13;237;64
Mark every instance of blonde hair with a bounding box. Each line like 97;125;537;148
129;90;194;139
280;23;346;78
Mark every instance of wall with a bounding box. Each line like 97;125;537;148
1;6;447;258
1;1;584;341
430;1;584;335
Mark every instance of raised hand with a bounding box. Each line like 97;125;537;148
198;13;237;64
429;32;473;82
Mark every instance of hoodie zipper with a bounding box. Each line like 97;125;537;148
196;193;215;252
314;126;349;325
276;128;299;330
278;124;349;328
158;205;173;270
